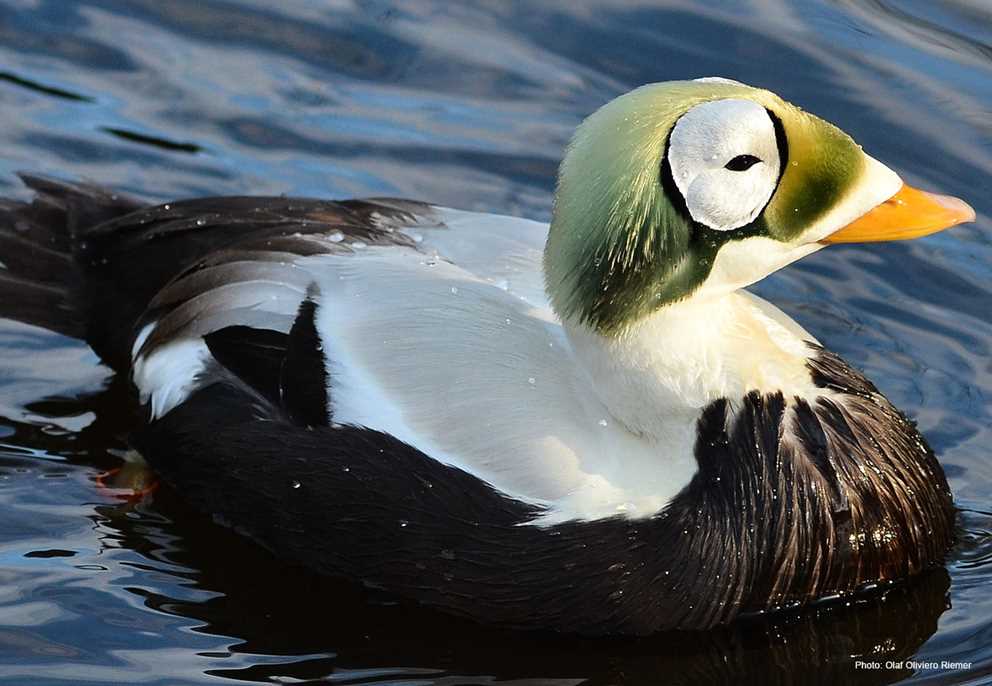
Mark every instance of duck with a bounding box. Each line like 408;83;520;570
0;78;975;636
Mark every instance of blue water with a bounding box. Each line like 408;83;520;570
0;1;990;683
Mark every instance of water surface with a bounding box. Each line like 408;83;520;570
0;1;990;684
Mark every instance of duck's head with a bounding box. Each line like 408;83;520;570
545;78;975;334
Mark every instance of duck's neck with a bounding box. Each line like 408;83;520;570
564;290;826;441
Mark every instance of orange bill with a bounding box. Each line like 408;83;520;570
822;184;975;244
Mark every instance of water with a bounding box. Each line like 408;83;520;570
0;1;990;683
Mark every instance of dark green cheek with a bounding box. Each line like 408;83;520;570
769;168;850;240
765;123;864;241
579;220;726;335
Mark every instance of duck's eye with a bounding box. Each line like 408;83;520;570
724;154;762;172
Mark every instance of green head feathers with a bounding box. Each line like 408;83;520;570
544;79;873;335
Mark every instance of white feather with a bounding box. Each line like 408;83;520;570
400;207;551;309
132;337;211;419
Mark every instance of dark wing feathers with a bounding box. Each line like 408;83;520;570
200;296;330;429
126;201;422;367
1;174;434;369
146;260;313;311
203;326;289;406
0;174;144;338
281;295;330;428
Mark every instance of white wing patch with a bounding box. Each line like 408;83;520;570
397;207;551;310
298;240;698;526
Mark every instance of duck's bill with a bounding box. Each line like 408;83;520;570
821;184;975;244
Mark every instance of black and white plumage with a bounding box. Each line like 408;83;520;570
1;78;976;636
0;172;954;635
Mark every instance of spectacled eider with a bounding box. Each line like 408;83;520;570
0;78;975;635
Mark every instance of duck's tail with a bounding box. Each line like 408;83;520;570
0;173;145;366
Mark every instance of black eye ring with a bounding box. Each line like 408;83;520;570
724;154;762;172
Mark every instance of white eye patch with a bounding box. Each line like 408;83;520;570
667;99;782;231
